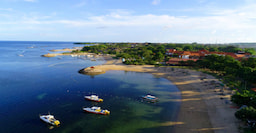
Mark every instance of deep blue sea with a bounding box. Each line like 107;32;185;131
0;41;180;133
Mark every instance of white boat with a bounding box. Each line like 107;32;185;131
142;94;158;102
39;114;60;126
83;106;110;115
71;54;78;57
84;95;103;102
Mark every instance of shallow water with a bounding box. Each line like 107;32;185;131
0;41;180;133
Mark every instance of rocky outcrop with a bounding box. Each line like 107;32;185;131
41;53;58;57
78;66;105;75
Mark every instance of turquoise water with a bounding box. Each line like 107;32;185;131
0;41;180;133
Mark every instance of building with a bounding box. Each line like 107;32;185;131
166;49;251;59
165;49;251;65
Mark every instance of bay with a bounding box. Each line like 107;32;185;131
0;41;180;133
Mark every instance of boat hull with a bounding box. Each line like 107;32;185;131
85;97;102;102
142;95;158;102
83;108;110;115
84;95;103;102
39;115;60;126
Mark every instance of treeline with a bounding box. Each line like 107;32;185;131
80;43;256;65
196;55;256;83
178;54;256;125
81;43;166;65
80;43;256;54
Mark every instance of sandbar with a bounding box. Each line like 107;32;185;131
42;52;96;57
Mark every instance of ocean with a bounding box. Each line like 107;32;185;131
0;41;180;133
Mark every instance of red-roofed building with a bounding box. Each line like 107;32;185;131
165;49;251;60
166;49;177;56
166;58;198;65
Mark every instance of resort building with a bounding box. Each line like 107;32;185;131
166;49;251;65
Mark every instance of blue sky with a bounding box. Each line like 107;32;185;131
0;0;256;43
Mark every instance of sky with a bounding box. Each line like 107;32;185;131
0;0;256;43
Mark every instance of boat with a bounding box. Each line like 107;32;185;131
83;106;110;115
84;95;103;102
39;114;60;126
142;94;158;102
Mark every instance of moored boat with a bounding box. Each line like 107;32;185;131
83;106;110;115
84;95;103;102
142;94;158;102
39;114;60;126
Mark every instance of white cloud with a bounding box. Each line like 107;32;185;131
1;2;256;43
4;10;255;42
73;1;87;8
151;0;161;5
24;0;37;2
0;8;13;11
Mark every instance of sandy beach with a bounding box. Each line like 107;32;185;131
81;56;240;133
42;52;96;57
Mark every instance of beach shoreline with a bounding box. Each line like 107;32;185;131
41;52;96;57
83;56;240;133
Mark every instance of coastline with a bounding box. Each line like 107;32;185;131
84;56;239;133
42;52;96;57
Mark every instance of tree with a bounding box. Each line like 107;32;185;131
241;58;256;68
209;47;219;52
153;51;164;62
183;45;193;51
244;48;256;55
235;106;256;121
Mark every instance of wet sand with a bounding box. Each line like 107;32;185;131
84;57;239;133
42;52;96;57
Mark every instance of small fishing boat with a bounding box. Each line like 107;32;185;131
83;106;110;115
142;94;158;102
84;95;103;102
39;114;60;126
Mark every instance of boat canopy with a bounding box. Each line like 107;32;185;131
92;106;100;110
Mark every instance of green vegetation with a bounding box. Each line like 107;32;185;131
79;43;256;65
195;54;256;131
232;90;256;107
196;55;256;84
74;42;97;44
235;106;256;122
77;42;256;131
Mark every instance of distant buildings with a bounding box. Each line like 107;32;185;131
166;49;251;65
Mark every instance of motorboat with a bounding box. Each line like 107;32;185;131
83;106;110;115
84;95;103;102
142;94;158;102
39;114;60;126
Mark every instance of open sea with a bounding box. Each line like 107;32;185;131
0;41;181;133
